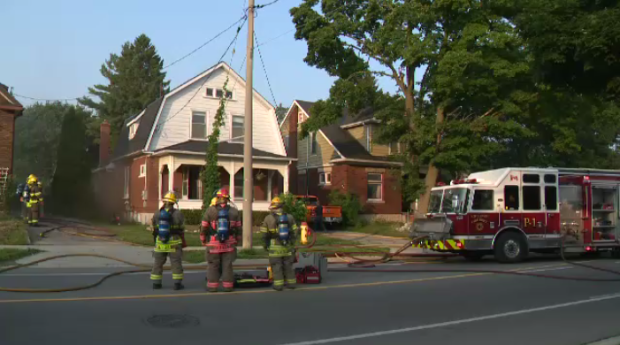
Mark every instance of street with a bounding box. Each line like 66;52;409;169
2;257;620;345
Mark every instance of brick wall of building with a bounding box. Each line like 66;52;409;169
0;110;15;172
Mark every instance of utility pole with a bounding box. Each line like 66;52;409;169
242;0;255;250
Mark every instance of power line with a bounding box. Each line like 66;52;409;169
254;31;278;107
14;94;80;102
256;28;295;47
254;0;280;9
156;17;248;131
163;14;248;70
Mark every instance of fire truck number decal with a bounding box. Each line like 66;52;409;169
523;217;537;227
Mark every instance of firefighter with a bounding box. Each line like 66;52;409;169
150;192;186;290
26;175;42;226
200;188;241;292
261;196;299;291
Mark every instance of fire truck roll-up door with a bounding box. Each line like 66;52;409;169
590;184;619;243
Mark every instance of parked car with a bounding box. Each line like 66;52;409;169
295;195;343;226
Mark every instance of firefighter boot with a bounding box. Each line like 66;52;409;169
152;282;162;290
174;282;184;291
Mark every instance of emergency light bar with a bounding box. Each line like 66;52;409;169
450;178;479;185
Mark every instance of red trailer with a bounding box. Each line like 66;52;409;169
411;167;620;263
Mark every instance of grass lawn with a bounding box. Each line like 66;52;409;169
0;215;30;245
0;248;42;266
105;223;203;246
347;221;410;238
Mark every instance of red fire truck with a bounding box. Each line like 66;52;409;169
411;167;620;263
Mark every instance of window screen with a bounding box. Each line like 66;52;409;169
523;186;541;210
523;174;540;183
545;186;558;210
505;186;519;210
472;190;494;210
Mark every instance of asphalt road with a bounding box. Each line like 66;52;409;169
2;257;620;345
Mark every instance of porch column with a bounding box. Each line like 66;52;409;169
267;171;274;201
169;156;175;195
229;161;235;198
282;165;289;194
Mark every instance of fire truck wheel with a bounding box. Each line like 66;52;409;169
494;232;527;263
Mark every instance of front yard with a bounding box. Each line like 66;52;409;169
0;214;30;245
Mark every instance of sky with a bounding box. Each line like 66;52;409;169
2;0;404;109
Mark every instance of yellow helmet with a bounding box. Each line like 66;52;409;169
163;192;177;204
210;197;217;206
269;196;283;210
27;175;38;185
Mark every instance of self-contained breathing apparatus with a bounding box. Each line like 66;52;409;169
217;208;230;243
158;208;172;244
277;214;290;245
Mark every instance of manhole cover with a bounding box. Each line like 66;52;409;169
145;314;200;329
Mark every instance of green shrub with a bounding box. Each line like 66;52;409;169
181;209;203;225
329;190;362;227
1;176;18;215
239;211;271;226
280;193;307;224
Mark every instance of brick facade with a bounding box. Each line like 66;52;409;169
299;164;402;214
0;110;16;173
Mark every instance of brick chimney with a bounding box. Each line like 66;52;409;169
99;120;111;167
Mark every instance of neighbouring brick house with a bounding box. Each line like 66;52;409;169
0;83;23;197
280;100;407;221
93;62;292;223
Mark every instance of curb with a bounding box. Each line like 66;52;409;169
586;336;620;345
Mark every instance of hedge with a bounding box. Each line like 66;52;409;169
180;209;271;226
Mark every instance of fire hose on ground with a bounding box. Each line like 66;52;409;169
3;223;620;293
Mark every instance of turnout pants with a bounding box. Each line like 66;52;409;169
206;248;236;290
151;245;184;283
269;255;296;289
28;203;39;225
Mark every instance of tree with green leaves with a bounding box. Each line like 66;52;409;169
497;0;620;168
14;103;94;191
50;107;95;216
201;79;231;210
291;0;533;213
79;34;170;147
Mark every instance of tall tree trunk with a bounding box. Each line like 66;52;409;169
416;106;444;216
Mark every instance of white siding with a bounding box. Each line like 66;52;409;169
149;66;283;155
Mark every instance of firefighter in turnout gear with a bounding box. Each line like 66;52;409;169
201;188;241;292
151;192;186;290
26;175;43;226
261;196;299;291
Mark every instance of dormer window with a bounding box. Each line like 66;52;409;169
206;87;233;99
129;123;139;140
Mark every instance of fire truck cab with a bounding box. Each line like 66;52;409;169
411;167;620;263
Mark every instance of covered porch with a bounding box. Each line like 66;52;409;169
157;154;289;211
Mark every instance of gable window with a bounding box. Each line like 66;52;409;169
231;115;244;142
129;123;139;140
311;132;317;155
191;111;207;139
367;173;383;201
139;164;146;178
206;88;233;99
389;142;401;155
319;172;331;186
366;125;372;151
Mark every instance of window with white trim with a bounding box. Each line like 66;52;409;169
123;166;130;199
129;123;139;140
319;172;331;186
206;88;233;99
367;173;383;201
389;142;401;155
191;111;207;139
311;132;317;155
139;164;146;177
231;115;244;142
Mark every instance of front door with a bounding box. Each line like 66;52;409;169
522;183;546;238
